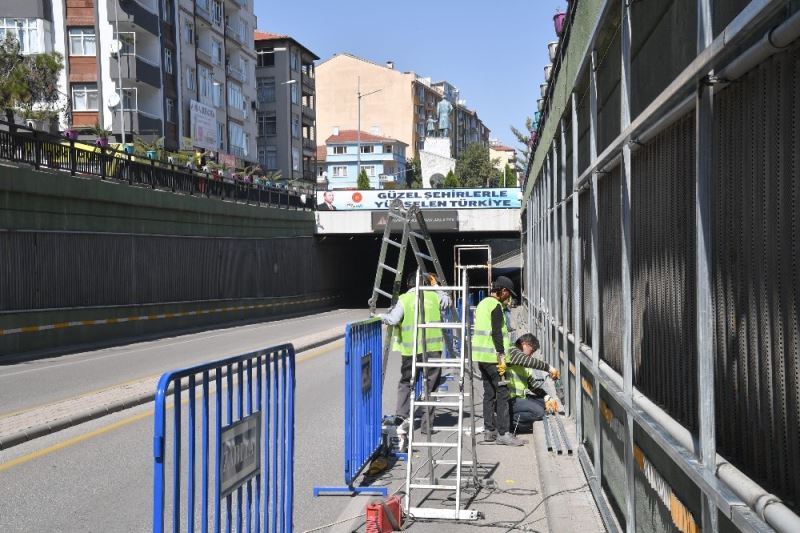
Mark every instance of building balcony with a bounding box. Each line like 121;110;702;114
226;63;245;83
112;109;163;138
228;106;245;122
301;75;315;93
111;55;161;89
301;105;314;125
196;46;213;63
302;138;315;153
225;23;246;46
224;0;245;10
303;168;316;182
229;145;246;158
114;0;159;35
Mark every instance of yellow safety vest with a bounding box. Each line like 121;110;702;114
392;289;443;356
506;364;532;399
471;297;511;363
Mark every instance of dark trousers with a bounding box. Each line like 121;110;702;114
509;396;546;432
478;361;510;435
396;352;442;426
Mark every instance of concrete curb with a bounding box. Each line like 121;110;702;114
0;329;345;450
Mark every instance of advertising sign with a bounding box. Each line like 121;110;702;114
372;210;459;232
316;188;521;211
219;412;261;498
190;100;217;151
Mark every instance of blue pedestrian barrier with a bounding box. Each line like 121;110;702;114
313;318;386;496
153;344;295;533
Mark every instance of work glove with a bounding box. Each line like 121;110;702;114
376;314;389;325
549;367;561;380
544;395;560;414
496;355;507;376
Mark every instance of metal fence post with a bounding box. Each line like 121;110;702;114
560;119;570;416
69;139;77;176
571;91;583;441
697;0;717;531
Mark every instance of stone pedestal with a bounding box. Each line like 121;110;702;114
419;137;455;188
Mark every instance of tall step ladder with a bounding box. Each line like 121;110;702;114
403;267;480;522
368;199;452;384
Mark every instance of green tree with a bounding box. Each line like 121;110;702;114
357;168;371;189
405;156;422;188
455;143;498;187
503;163;518;187
0;35;64;125
510;116;534;175
443;169;460;188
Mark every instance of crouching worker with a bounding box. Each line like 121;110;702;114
506;334;561;433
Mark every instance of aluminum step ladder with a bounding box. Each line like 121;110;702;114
403;268;480;522
368;200;453;384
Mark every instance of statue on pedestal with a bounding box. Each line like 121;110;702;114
436;99;452;137
426;115;436;138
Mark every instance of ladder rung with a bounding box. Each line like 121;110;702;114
415;252;433;261
410;441;458;448
414;400;460;407
417;361;463;368
379;262;398;274
430;392;469;398
388;212;406;220
417;322;464;329
418;286;463;292
409;231;426;239
408;508;480;521
409;483;457;491
432;459;473;466
383;237;402;248
373;288;392;298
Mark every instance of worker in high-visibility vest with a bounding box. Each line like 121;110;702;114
505;333;561;433
472;276;526;446
380;272;450;434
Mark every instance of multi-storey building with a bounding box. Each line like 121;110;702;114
254;31;318;185
323;129;406;190
316;53;489;161
17;0;257;160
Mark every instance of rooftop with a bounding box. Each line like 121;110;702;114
253;30;320;60
316;146;326;161
325;130;407;146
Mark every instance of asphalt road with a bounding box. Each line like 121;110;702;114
0;336;378;532
0;309;367;417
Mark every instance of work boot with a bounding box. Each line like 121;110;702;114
483;430;497;443
496;433;526;446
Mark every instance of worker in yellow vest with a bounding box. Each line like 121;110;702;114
380;272;449;433
505;334;561;433
472;276;526;446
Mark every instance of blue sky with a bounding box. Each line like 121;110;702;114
256;0;566;148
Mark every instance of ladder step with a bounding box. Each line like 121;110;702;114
415;252;434;261
407;508;480;521
409;483;457;491
373;288;392;299
417;322;464;329
382;237;402;248
418;286;464;292
409;231;426;240
429;392;469;398
414;400;460;407
432;459;473;466
388;212;406;220
417;361;463;368
410;441;458;448
378;262;398;274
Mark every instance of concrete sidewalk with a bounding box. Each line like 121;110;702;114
0;324;346;450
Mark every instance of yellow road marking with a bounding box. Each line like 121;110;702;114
0;340;344;472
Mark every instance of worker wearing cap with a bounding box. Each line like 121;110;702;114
380;272;450;433
472;276;526;446
506;333;561;432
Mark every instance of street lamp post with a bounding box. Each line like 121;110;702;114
112;1;126;148
356;76;382;179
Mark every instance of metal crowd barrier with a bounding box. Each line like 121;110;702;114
313;318;386;496
153;344;295;533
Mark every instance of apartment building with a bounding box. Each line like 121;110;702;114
14;0;256;160
316;53;489;161
323;129;406;190
254;31;318;185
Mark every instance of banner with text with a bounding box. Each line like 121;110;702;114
190;100;217;151
316;188;522;211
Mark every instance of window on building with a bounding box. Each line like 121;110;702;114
166;97;175;123
229;122;245;151
184;20;193;44
290;50;299;71
384;144;393;153
228;82;243;111
264;146;278;169
257;78;275;103
333;146;346;155
119;32;135;55
240;58;248;82
187;68;195;91
362;165;375;177
291;115;299;138
360;145;374;154
195;0;209;11
122;88;136;110
68;28;95;56
0;18;40;54
71;83;98;111
199;65;211;101
212;0;222;25
211;39;222;65
332;166;347;177
212;83;222;108
257;112;276;137
163;0;174;23
290;83;298;104
217;122;224;150
164;48;173;74
257;49;275;67
292;149;299;171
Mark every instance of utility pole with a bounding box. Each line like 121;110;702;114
356;76;382;181
113;0;126;147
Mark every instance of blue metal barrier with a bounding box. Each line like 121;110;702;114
313;318;386;496
153;344;295;533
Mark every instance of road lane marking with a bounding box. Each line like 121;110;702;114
0;340;344;472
